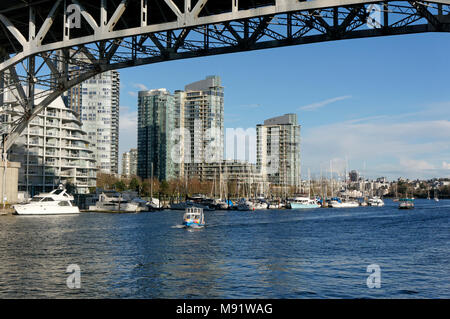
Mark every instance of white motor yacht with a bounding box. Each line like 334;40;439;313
89;191;139;212
368;197;385;207
328;198;359;208
13;186;79;215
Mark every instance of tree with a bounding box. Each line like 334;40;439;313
65;181;76;195
160;180;170;197
189;177;202;195
114;180;126;192
97;172;118;189
129;177;140;192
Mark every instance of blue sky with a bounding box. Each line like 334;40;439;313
118;32;450;180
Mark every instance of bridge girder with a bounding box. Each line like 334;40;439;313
0;0;449;154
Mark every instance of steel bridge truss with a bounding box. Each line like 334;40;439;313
0;0;449;155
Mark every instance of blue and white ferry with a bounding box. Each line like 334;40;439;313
183;207;206;228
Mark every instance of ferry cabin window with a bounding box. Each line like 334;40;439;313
31;197;44;202
42;198;55;202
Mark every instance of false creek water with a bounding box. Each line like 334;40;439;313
0;199;449;298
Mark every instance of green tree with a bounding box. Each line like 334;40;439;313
114;180;126;192
65;181;76;195
160;180;169;197
129;177;140;192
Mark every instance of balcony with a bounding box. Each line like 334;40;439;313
45;142;59;147
46;111;58;118
45;160;59;166
46;131;59;137
45;151;58;157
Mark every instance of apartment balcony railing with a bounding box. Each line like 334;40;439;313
46;131;59;137
45;151;57;156
45;142;59;147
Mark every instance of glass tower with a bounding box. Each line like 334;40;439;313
137;89;175;181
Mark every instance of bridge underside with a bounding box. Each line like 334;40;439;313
0;0;449;153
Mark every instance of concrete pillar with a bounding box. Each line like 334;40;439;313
0;161;21;204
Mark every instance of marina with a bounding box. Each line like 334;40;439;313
0;198;448;298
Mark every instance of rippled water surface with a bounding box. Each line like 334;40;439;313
0;199;449;298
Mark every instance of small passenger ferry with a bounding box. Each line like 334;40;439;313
182;207;205;228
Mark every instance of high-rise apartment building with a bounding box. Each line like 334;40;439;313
5;95;96;195
122;148;137;177
66;70;120;174
183;76;224;179
257;113;301;187
137;89;176;181
173;90;186;179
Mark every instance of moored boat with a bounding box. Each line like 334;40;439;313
328;197;359;208
237;198;255;211
289;196;320;209
13;185;79;215
267;200;284;209
253;199;269;210
368;196;385;207
89;191;139;212
398;198;414;209
170;200;214;211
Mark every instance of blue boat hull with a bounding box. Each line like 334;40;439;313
290;203;320;209
183;221;205;228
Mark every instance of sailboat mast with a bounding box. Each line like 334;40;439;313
308;168;311;198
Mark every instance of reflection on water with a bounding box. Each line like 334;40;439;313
0;199;449;298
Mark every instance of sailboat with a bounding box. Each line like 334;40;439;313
367;182;384;207
393;183;399;202
434;189;439;202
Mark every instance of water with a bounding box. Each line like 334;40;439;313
0;199;449;298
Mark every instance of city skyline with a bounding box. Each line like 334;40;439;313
117;33;450;181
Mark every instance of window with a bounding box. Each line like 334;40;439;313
58;201;70;206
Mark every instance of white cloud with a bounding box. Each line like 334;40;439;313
127;91;137;97
399;158;435;170
132;83;148;91
443;161;450;169
302;118;450;179
299;95;352;111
